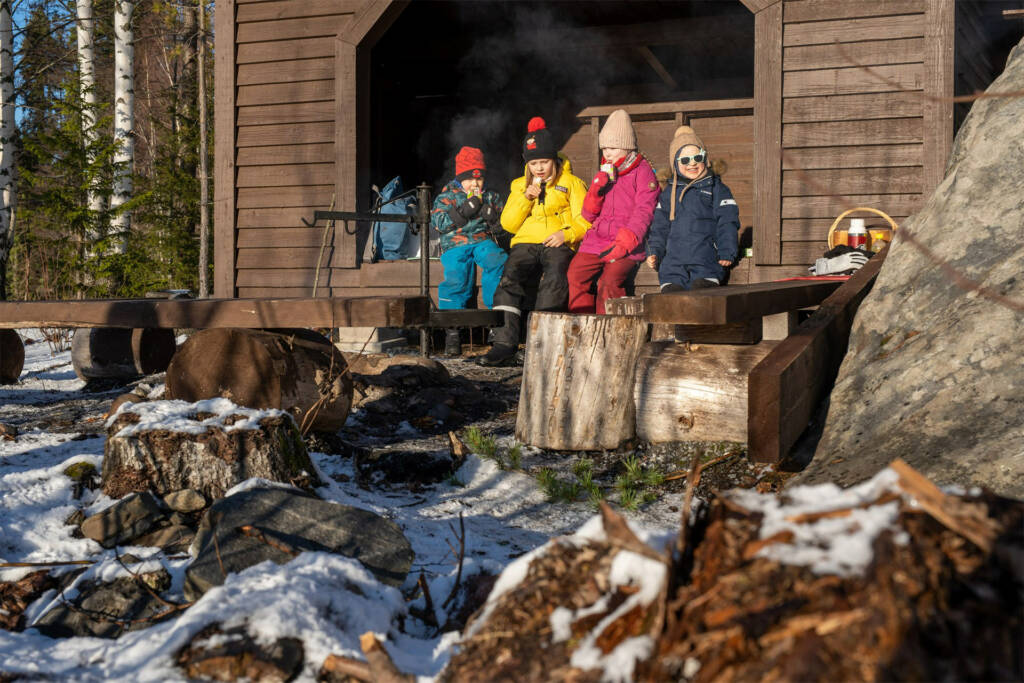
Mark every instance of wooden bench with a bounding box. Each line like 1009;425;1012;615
588;277;875;449
0;296;432;329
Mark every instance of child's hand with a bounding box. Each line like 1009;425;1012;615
543;230;566;248
718;259;732;267
646;255;659;270
524;183;542;201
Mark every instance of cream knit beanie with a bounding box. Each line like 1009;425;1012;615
598;109;637;150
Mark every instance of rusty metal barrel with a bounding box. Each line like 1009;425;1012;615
71;327;177;381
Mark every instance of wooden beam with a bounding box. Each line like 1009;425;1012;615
642;280;842;325
334;37;358;268
635;46;678;89
577;98;753;120
747;249;887;463
334;2;409;269
338;0;407;46
213;0;236;298
923;0;954;194
740;0;782;13
753;1;783;266
0;297;431;330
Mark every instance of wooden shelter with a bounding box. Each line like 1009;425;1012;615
214;0;1021;301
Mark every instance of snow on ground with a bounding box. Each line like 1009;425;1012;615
0;336;684;681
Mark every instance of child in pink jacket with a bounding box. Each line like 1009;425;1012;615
567;109;659;314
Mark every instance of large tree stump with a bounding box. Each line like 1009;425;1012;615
72;327;176;380
0;329;24;384
515;312;648;450
634;340;779;443
103;399;316;500
165;328;352;433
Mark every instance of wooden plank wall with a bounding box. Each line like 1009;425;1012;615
777;0;932;267
231;0;361;298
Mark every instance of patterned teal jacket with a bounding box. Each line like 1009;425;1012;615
430;179;505;253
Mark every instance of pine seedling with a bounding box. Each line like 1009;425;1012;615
463;426;498;462
507;443;523;470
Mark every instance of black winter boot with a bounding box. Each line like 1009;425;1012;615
477;344;518;367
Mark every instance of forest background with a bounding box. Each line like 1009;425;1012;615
0;0;211;300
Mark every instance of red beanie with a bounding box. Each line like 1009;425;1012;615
455;146;486;181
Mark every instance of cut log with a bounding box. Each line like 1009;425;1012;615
71;327;177;380
165;328;352;433
515;312;648;450
0;329;24;384
634;340;779;443
103;399;317;501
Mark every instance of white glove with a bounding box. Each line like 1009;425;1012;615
809;251;869;276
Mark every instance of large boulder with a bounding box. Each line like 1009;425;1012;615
184;487;414;601
797;39;1024;497
102;398;318;501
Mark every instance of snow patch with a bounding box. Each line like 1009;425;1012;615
727;467;903;576
106;398;291;438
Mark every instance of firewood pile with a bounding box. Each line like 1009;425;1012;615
443;460;1023;682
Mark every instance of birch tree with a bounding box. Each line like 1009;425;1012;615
0;0;14;299
111;0;134;251
197;0;209;297
77;0;103;231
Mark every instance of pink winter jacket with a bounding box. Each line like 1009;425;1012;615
578;155;660;261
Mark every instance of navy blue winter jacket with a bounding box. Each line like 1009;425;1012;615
647;174;740;286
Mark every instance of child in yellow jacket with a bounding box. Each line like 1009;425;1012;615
478;117;591;366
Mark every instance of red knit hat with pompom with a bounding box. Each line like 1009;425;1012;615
455;146;485;181
522;116;557;162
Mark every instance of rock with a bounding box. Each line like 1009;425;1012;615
64;462;99;499
34;569;172;639
356;447;456;486
184;488;414;601
102;398;319;501
164;488;207;513
347;353;450;386
797;39;1024;498
132;524;194;554
177;624;304;683
109;392;147;417
80;492;165;548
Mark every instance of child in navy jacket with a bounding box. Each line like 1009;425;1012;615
646;126;739;291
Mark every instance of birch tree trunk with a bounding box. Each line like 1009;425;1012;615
111;0;135;253
197;0;210;298
77;0;103;237
0;1;14;299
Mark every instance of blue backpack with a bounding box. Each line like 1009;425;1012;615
369;177;417;262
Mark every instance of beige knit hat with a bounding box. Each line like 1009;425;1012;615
668;125;709;220
668;125;705;170
598;109;637;150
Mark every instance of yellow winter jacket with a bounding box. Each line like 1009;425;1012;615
500;155;592;247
